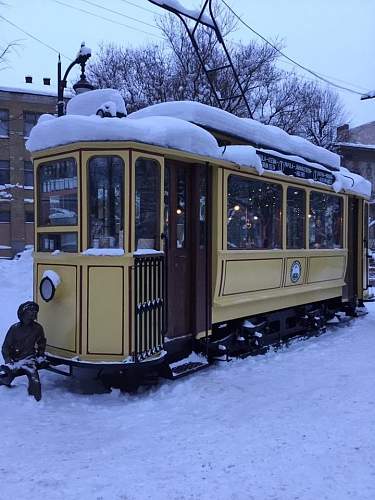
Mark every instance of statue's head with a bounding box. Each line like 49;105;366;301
17;301;39;326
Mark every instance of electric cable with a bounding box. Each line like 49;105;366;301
0;14;72;60
221;0;369;96
78;0;158;29
117;0;161;16
53;0;163;39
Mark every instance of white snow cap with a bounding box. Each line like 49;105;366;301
66;89;127;117
25;92;370;198
26;113;218;158
129;101;341;171
151;0;214;26
42;269;61;288
77;41;91;58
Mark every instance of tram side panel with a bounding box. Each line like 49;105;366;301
212;166;348;325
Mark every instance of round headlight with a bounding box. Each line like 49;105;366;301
40;276;56;302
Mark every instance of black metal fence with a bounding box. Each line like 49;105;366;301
132;254;166;361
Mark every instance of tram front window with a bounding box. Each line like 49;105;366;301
38;158;78;226
88;156;124;249
135;158;160;250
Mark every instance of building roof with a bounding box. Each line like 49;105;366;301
0;83;73;99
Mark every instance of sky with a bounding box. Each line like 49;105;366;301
1;0;375;127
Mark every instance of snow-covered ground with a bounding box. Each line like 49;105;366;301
1;255;375;500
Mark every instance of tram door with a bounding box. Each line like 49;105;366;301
164;161;211;339
345;196;359;301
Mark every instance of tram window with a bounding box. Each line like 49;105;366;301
135;158;160;250
38;158;78;226
309;191;343;249
199;169;207;249
227;175;282;250
38;233;78;252
89;156;124;249
287;187;306;249
176;168;186;249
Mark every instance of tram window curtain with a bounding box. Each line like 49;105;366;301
88;156;124;249
135;158;160;250
38;158;78;226
309;191;343;249
227;175;282;250
287;187;306;249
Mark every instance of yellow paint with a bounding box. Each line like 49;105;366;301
308;255;345;283
223;258;283;295
87;266;124;355
37;264;78;352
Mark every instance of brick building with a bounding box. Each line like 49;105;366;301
0;80;57;258
335;121;375;248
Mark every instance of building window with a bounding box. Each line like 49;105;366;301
88;156;124;249
38;158;78;226
0;160;10;185
24;161;34;187
287;187;306;249
24;112;42;138
135;158;160;250
25;210;34;223
227;175;282;250
309;191;343;249
0;203;10;222
38;233;78;252
0;109;9;138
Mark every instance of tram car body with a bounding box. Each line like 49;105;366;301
27;89;371;386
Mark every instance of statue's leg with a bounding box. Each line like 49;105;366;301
23;365;42;401
0;365;18;387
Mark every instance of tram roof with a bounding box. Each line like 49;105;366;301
128;101;341;172
25;93;371;199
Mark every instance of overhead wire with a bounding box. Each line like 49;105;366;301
78;0;158;29
52;0;163;40
0;14;72;60
117;0;162;16
220;0;368;96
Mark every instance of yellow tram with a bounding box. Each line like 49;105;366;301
27;89;371;386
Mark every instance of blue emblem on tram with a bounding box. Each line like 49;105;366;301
290;260;302;283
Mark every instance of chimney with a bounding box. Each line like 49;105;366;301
43;77;51;86
25;76;32;84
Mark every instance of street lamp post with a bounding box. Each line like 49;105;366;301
57;42;94;117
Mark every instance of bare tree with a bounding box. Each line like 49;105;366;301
87;10;347;150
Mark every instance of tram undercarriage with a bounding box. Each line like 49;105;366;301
41;295;364;394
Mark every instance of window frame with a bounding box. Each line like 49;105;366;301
87;154;125;251
0;202;10;223
37;157;78;228
134;157;161;252
0;160;10;185
308;189;344;250
226;172;283;251
23;111;42;139
286;186;306;250
0;109;9;138
24;160;34;187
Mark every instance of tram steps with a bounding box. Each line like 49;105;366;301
169;361;209;379
165;354;210;380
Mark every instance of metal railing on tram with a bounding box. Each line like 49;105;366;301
132;254;166;362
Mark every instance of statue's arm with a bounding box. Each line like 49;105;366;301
2;326;15;364
36;325;47;357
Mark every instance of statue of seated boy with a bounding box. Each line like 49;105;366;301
0;301;47;401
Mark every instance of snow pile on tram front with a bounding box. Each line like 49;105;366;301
26;113;219;158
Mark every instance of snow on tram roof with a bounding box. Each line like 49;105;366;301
128;101;341;172
25;90;370;198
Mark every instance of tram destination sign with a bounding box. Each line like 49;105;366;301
257;151;335;186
